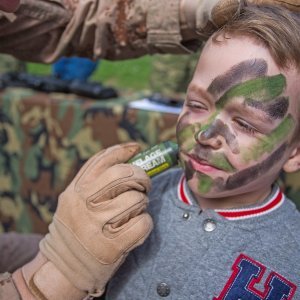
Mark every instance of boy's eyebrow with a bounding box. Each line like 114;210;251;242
187;84;214;102
244;96;289;119
208;59;268;98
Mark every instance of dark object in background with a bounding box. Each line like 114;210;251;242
148;93;183;107
0;72;118;99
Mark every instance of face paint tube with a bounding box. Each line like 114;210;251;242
129;141;179;177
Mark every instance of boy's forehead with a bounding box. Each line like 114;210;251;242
194;35;281;88
191;35;300;114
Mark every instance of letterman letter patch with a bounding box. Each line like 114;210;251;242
214;254;297;300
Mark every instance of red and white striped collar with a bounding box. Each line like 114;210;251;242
177;175;285;220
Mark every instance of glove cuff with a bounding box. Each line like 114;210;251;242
21;252;86;300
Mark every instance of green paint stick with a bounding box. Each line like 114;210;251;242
129;141;179;177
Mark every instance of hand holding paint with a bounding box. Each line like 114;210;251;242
129;141;179;177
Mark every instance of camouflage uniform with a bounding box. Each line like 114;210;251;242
0;87;178;234
0;0;201;63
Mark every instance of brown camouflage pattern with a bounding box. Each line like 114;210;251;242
0;87;178;234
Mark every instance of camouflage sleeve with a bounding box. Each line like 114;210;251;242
0;0;201;63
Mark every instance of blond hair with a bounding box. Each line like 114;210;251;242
214;5;300;71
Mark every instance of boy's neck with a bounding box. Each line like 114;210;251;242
194;187;273;210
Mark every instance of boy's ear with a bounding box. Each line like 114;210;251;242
283;146;300;173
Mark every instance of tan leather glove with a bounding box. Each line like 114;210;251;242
21;143;153;299
180;0;300;38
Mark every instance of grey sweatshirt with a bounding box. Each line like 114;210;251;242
107;168;300;299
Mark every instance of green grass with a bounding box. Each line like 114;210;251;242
27;56;153;94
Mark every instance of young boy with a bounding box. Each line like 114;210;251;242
106;5;300;299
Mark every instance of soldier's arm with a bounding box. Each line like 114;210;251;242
1;0;299;63
0;0;202;63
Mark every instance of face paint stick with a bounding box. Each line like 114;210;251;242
129;141;179;177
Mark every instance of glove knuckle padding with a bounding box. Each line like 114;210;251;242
84;164;151;205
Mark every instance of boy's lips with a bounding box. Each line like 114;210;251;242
187;154;221;173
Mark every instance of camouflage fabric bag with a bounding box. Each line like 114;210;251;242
0;87;178;233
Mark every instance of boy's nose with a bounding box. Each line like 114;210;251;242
195;129;223;150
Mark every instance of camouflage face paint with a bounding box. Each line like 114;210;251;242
184;160;195;181
184;160;214;193
224;143;288;190
245;96;289;119
218;74;286;108
179;58;294;197
242;115;295;162
176;112;201;152
198;173;214;193
193;144;236;172
197;119;240;154
208;59;268;98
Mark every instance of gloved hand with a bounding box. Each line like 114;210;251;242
180;0;300;38
21;143;153;299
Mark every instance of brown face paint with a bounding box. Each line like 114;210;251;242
208;59;268;98
245;96;289;119
197;119;240;154
184;160;195;181
223;143;287;190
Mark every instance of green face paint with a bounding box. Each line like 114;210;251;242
177;123;195;146
242;115;295;162
197;173;214;194
177;122;201;152
209;153;236;172
219;74;286;107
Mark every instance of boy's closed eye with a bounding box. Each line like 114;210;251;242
186;99;208;111
233;117;259;136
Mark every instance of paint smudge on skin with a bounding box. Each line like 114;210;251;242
242;115;295;162
208;59;268;98
224;143;288;190
192;144;236;172
184;161;214;194
177;123;195;145
198;174;214;193
245;96;289;119
184;160;195;181
218;74;286;108
197;119;240;154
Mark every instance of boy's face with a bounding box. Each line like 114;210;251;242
176;35;300;204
